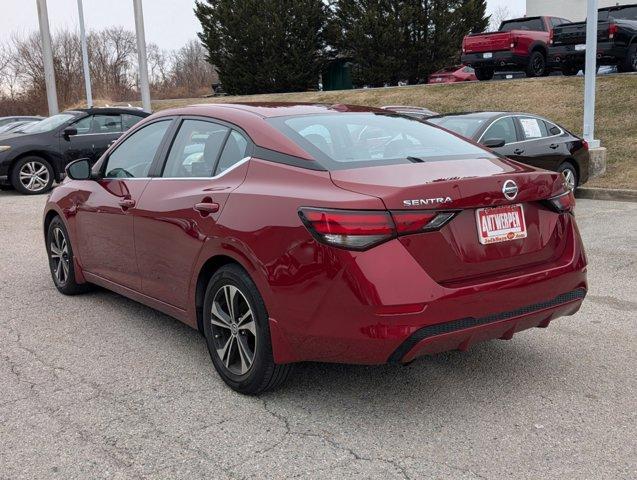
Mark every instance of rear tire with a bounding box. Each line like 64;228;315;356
618;44;637;73
46;216;92;295
526;51;547;77
558;162;579;190
11;156;54;195
474;67;494;81
202;264;293;395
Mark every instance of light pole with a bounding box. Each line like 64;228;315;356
35;0;59;115
133;0;152;112
583;0;600;148
77;0;93;108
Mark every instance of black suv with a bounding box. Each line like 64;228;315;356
550;4;637;74
0;107;149;194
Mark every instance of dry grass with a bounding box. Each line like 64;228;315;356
145;74;637;189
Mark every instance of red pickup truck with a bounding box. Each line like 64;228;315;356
461;16;571;80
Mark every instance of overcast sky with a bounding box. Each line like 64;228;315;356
0;0;527;51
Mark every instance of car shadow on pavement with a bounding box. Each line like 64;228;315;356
88;286;568;409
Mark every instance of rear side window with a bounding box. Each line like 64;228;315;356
517;116;550;140
269;113;494;169
162;119;229;178
216;131;249;175
482;117;518;144
500;18;545;32
105;120;170;178
543;121;562;136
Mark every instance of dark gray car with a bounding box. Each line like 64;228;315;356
0;107;149;194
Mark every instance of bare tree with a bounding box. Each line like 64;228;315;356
0;26;220;115
89;27;137;100
488;6;511;32
169;40;219;96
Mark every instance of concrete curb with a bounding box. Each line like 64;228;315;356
575;187;637;202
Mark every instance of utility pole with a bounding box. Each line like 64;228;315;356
132;0;152;112
36;0;59;115
583;0;600;148
77;0;93;108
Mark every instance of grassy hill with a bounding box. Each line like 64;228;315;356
149;74;637;189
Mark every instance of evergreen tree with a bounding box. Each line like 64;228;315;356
329;0;490;86
194;0;327;95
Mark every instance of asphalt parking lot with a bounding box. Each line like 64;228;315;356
0;191;635;480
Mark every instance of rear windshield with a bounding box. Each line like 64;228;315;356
500;18;545;32
599;6;637;21
428;116;488;139
268;113;493;169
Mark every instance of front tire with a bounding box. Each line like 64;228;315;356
46;216;92;295
11;156;54;195
203;264;293;395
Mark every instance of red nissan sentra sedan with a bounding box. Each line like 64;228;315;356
43;103;587;394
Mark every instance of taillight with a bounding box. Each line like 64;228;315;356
549;29;554;45
581;139;589;151
391;211;456;235
298;208;456;250
546;191;576;214
609;23;618;39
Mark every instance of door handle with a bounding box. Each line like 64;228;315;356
513;148;525;155
194;202;220;214
119;198;136;209
549;144;559;149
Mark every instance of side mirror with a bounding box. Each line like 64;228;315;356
63;127;78;138
482;138;506;148
549;126;561;136
66;158;92;180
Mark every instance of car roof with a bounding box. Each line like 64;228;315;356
0;115;42;120
429;111;507;120
178;102;387;118
66;107;150;116
502;16;543;23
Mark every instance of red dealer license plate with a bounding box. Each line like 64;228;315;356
476;204;527;245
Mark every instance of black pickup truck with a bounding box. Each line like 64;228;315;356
549;4;637;75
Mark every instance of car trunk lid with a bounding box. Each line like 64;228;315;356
330;158;570;285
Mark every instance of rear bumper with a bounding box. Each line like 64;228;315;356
271;215;588;365
388;288;585;363
549;41;626;67
462;51;528;69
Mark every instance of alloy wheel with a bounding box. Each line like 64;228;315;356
50;227;70;284
210;284;257;376
19;161;50;192
532;55;545;76
563;169;576;191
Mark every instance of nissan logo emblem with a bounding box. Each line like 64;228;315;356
502;180;518;200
